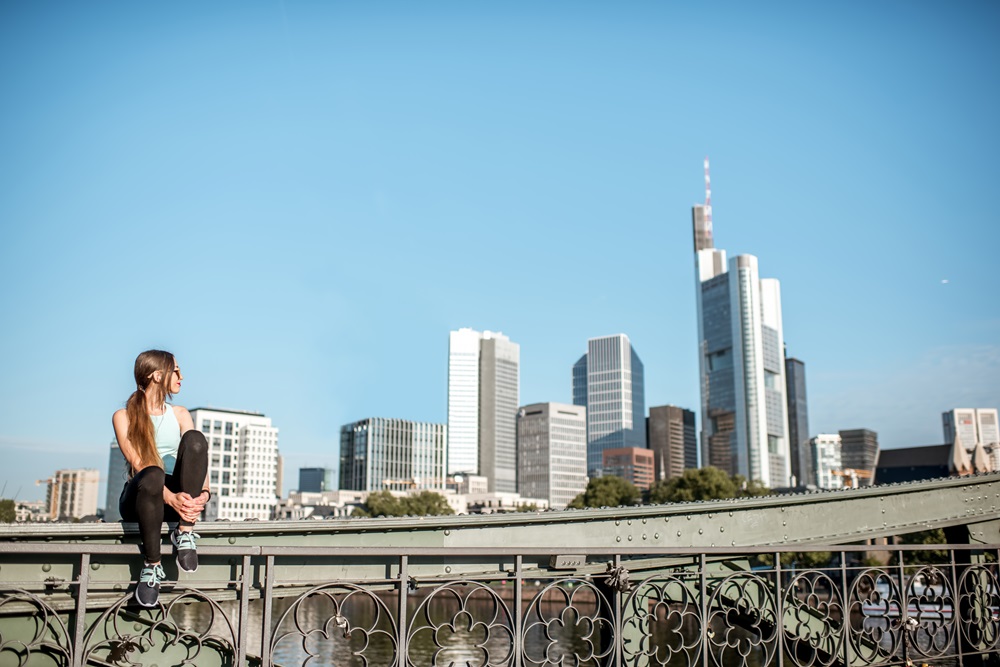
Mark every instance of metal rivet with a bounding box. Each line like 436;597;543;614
615;520;620;526
642;519;647;524
731;541;736;546
42;564;51;572
627;520;632;526
676;530;681;537
628;535;633;541
698;529;704;535
228;536;236;545
720;527;725;532
654;533;659;539
134;623;143;632
642;534;647;540
445;566;452;573
444;530;450;536
91;562;100;571
616;536;622;542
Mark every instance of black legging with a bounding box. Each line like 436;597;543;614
120;430;209;563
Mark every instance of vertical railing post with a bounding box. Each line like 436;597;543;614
775;551;783;667
260;555;274;667
840;550;851;667
71;552;90;667
700;553;709;667
397;555;409;667
898;547;909;664
613;554;622;667
948;547;964;667
514;554;523;667
237;554;251;667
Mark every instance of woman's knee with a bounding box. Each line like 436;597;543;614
135;466;165;497
180;430;208;459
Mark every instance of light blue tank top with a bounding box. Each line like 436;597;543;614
151;404;181;474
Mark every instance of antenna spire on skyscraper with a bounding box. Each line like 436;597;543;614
704;156;712;223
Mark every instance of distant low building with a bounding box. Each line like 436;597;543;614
875;445;951;485
601;447;655;491
839;429;879;486
943;408;999;470
299;467;336;493
15;500;49;523
810;434;843;490
273;490;368;520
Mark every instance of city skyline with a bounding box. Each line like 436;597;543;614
2;2;998;502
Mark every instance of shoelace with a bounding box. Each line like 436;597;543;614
140;564;166;587
175;531;200;550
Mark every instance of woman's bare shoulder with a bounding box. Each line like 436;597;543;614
112;408;128;424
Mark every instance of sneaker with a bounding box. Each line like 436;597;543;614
135;563;165;608
171;529;200;573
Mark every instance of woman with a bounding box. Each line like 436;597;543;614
112;350;211;607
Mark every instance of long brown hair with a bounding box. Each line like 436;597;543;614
125;350;176;470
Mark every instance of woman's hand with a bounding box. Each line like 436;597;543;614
165;490;203;523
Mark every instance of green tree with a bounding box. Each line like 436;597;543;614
516;504;539;512
0;499;14;523
352;490;454;518
646;467;772;504
403;490;454;516
568;476;641;509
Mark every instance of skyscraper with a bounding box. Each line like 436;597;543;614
446;329;520;492
516;402;587;509
647;405;697;481
784;356;813;486
104;441;129;522
572;334;646;475
692;159;791;487
339;418;447;492
190;407;281;521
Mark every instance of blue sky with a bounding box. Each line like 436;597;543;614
2;1;998;504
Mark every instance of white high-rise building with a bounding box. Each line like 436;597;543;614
448;329;482;476
446;328;520;492
516;403;588;509
810;434;843;490
44;468;100;520
190;407;280;521
943;408;1000;470
692;159;791;487
340;418;447;492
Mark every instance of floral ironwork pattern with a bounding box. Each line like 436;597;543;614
406;580;514;667
782;572;843;667
903;565;954;659
958;563;1000;653
270;583;397;667
621;574;702;667
82;588;238;667
706;572;778;667
0;588;72;667
847;569;902;666
522;579;614;667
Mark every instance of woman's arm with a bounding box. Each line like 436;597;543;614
112;409;145;473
